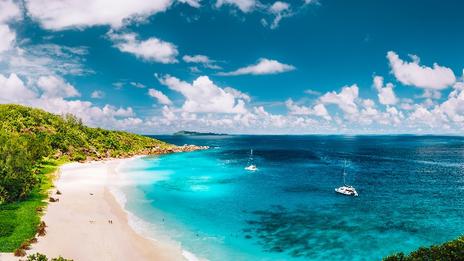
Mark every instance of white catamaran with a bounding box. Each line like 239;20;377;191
335;160;358;197
245;149;258;171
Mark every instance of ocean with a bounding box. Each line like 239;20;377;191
115;135;464;260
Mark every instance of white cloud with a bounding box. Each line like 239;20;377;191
158;74;247;114
108;31;178;63
268;1;291;29
319;84;359;115
312;103;331;120
387;51;456;90
0;73;36;103
183;54;210;63
218;58;295;76
270;1;289;13
304;89;321;96
285;99;311;115
183;54;221;69
224;87;251;102
3;44;91;78
0;72;141;130
148;88;172;105
435;89;464;123
37;75;80;98
285;99;331;120
0;0;21;23
419;89;441;100
215;0;256;12
0;24;15;53
25;0;174;30
0;0;21;53
373;76;397;105
35;99;140;129
91;90;105;99
178;0;201;8
130;82;146;88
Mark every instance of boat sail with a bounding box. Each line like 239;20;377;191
245;149;258;171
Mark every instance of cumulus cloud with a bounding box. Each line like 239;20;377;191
0;72;141;130
215;0;256;12
438;90;464;123
108;31;178;63
319;84;359;115
25;0;174;30
183;54;221;69
0;0;21;23
0;0;21;53
218;58;295;76
285;99;311;115
373;76;397;105
224;87;251;102
312;103;331;120
0;73;36;103
148;88;172;105
37;75;80;98
285;99;331;120
387;51;456;90
0;24;15;53
158;74;247;114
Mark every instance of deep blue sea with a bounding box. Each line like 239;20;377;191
116;135;464;260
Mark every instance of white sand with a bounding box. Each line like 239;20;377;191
1;159;187;261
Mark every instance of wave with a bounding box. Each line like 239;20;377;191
110;158;206;261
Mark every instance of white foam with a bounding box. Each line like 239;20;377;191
110;158;205;261
182;249;201;261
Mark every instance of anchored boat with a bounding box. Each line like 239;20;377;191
245;149;258;171
335;160;358;197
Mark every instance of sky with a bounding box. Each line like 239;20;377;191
1;0;464;134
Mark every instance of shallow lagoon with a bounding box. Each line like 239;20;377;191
118;135;464;260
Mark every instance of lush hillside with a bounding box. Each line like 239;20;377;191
1;104;172;161
0;104;180;253
383;236;464;260
0;104;173;204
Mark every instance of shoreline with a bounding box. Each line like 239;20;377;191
1;157;190;261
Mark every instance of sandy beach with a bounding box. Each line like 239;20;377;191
1;158;186;261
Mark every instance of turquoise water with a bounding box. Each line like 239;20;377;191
117;135;464;260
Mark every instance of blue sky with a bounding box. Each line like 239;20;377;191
1;0;464;134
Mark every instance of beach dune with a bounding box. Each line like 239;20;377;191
3;159;186;261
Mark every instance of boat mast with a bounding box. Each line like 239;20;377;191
248;149;253;166
343;160;347;185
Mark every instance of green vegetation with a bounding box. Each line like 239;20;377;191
383;236;464;260
0;158;63;252
0;104;173;252
27;253;73;261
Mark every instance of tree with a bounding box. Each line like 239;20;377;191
0;131;50;203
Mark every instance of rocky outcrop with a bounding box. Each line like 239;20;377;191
79;144;208;162
145;144;209;155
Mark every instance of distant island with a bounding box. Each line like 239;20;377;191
174;130;228;136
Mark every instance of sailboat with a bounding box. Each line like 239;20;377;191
335;160;358;197
245;149;258;171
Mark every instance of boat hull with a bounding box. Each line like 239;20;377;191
335;187;358;197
